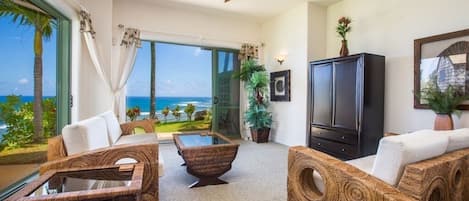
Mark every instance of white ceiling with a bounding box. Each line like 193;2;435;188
137;0;341;22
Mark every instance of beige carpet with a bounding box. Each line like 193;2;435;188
159;140;288;201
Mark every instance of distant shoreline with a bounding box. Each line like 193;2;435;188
0;96;213;135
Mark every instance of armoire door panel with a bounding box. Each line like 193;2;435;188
333;59;359;130
312;63;332;127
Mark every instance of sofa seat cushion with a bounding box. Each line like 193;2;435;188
62;116;111;155
114;133;158;145
372;130;449;186
98;111;122;145
313;155;376;193
115;153;164;177
114;133;163;176
346;155;375;174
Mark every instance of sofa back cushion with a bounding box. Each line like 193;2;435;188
98;111;122;144
62;116;111;155
437;128;469;152
371;130;449;186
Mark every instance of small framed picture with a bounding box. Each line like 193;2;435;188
270;70;291;101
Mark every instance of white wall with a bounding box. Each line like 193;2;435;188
326;0;469;133
112;0;261;47
261;2;327;146
112;0;262;138
307;3;327;61
76;0;114;120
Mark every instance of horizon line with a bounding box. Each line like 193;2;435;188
0;95;212;98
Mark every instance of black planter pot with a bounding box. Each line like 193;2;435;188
250;127;271;143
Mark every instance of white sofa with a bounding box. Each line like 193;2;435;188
312;128;469;192
61;111;164;176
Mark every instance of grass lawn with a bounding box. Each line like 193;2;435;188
156;120;210;132
134;120;210;133
0;143;47;165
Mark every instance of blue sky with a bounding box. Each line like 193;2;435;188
127;42;212;97
0;16;212;97
0;16;57;96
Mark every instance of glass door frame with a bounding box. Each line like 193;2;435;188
143;41;241;136
0;0;71;199
211;48;241;137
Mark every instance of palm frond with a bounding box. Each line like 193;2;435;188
0;0;55;37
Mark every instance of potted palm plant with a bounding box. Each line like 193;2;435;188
235;59;272;143
418;83;467;130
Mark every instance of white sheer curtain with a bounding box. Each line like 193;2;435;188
113;28;141;122
79;11;111;88
80;10;141;122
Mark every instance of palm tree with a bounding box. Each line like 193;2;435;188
172;105;181;121
0;0;56;143
162;106;170;123
184;104;196;121
149;42;156;119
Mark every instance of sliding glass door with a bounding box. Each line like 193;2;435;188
212;49;240;138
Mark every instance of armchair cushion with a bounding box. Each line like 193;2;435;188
62;116;111;155
98;111;122;144
371;130;449;186
114;133;164;176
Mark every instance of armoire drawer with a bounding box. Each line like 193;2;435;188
310;136;359;158
310;127;357;145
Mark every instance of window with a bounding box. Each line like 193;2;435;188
0;0;70;197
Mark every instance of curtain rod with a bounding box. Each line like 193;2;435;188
117;24;264;47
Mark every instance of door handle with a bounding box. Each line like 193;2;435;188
213;96;219;104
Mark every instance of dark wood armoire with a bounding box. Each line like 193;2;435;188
308;53;385;160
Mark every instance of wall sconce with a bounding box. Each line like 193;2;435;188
276;55;286;65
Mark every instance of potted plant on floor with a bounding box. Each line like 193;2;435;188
418;83;467;130
235;59;272;143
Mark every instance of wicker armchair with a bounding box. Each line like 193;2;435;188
288;130;469;201
41;117;160;201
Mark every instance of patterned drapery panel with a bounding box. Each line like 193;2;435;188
79;10;96;38
121;28;142;48
238;43;259;62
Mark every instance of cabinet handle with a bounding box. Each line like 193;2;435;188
341;148;345;152
341;136;345;139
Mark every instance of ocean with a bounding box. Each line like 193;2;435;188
0;96;212;141
126;96;212;121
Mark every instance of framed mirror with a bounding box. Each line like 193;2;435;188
414;29;469;110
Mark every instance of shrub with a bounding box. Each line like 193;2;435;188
126;106;141;121
0;96;34;149
0;95;57;149
43;98;57;138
